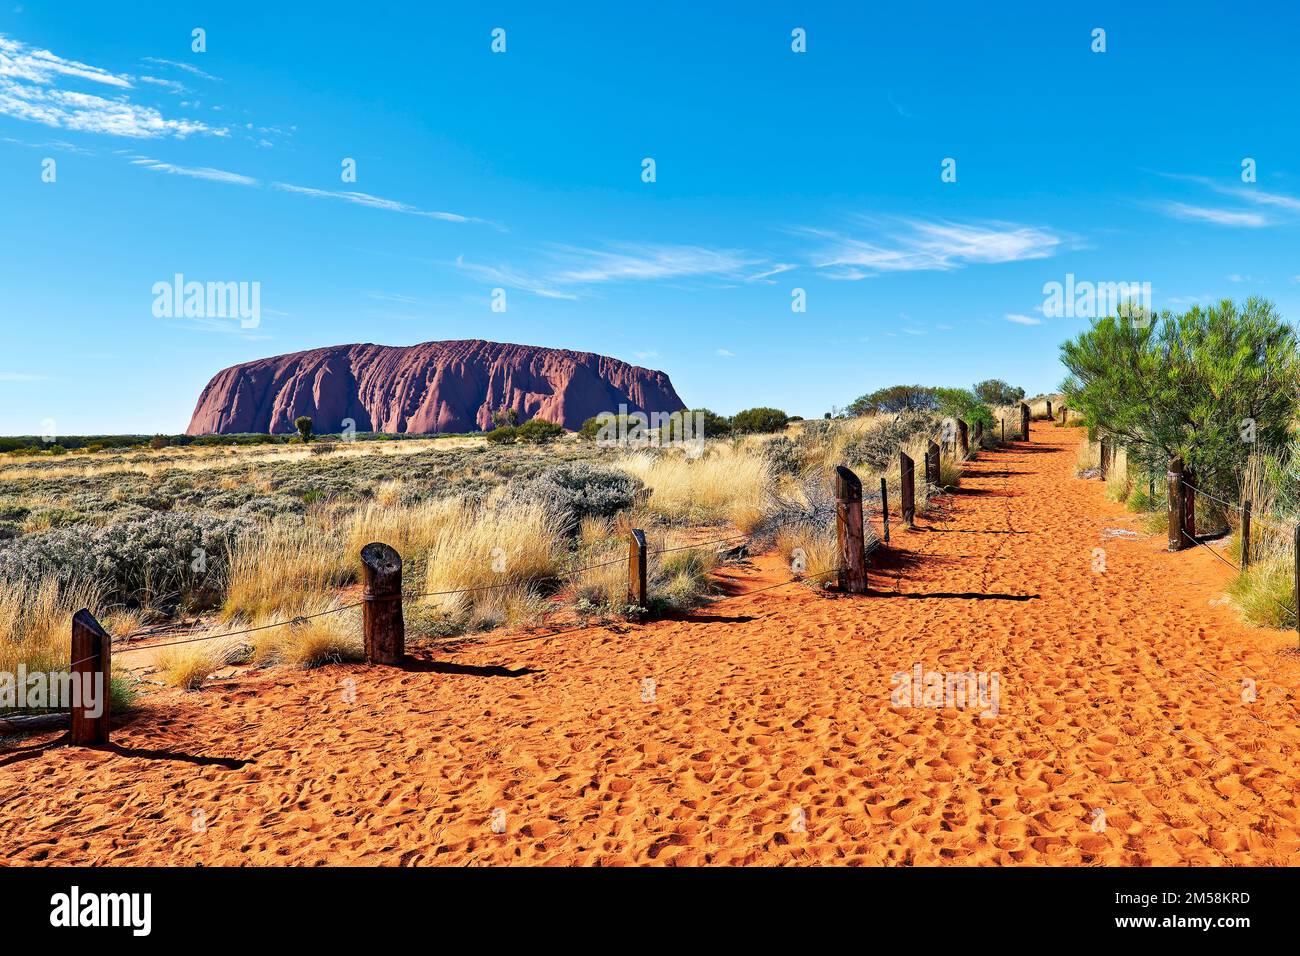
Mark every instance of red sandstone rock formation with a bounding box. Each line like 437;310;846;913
185;339;686;435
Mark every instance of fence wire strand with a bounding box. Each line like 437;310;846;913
78;532;761;665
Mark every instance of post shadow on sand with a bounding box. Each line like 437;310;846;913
0;732;251;770
401;655;541;678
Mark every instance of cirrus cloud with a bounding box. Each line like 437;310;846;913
0;32;223;138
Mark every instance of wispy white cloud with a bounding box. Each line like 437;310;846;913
1005;313;1043;326
138;75;188;94
887;91;915;119
124;156;486;227
130;155;258;185
0;33;223;138
453;256;578;300
1232;187;1300;213
1155;171;1300;215
366;292;423;305
1158;201;1268;228
271;182;484;224
805;217;1064;278
140;57;220;83
546;242;761;284
747;262;798;282
453;241;766;299
0;372;48;381
715;348;735;357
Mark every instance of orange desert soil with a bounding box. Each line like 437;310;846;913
4;426;1300;865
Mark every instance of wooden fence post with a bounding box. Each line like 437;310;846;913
1167;457;1186;552
628;528;648;608
1182;467;1197;544
926;440;940;486
70;609;111;746
1045;399;1053;420
899;452;916;529
1000;418;1005;443
974;420;983;447
1099;438;1109;481
957;419;969;459
879;477;890;545
361;542;404;665
1241;499;1252;571
1059;406;1067;426
834;465;868;594
1020;403;1031;442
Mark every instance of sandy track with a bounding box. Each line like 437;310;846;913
4;426;1300;865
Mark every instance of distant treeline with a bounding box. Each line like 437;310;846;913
0;431;478;454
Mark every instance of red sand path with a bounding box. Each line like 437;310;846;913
3;425;1300;865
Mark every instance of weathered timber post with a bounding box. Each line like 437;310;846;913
1045;399;1053;419
1241;499;1252;571
1020;402;1031;442
899;452;916;529
361;542;404;665
1059;406;1067;426
1099;438;1110;481
628;528;648;609
957;419;969;459
926;440;941;486
1167;457;1186;552
70;609;111;746
880;477;890;545
1000;418;1005;443
834;465;868;594
974;420;983;447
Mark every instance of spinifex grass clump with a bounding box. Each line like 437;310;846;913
415;496;564;633
1229;556;1296;629
223;514;351;620
571;532;719;619
614;446;773;532
0;579;138;712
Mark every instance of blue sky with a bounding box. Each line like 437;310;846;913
3;1;1300;434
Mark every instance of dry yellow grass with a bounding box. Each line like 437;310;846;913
614;447;773;532
0;578;140;679
572;531;718;613
223;515;352;620
418;497;563;628
774;523;839;584
245;599;364;668
153;641;231;690
344;497;462;571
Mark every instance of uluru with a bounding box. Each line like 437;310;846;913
185;339;686;435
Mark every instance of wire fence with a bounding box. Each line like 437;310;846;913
1149;478;1289;629
85;532;764;667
